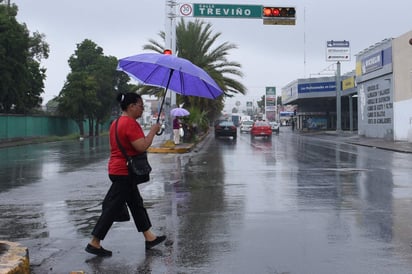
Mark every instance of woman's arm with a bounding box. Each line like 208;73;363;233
131;123;161;152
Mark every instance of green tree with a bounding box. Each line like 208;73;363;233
277;95;282;106
57;39;123;136
142;18;246;122
257;95;265;112
58;71;98;136
0;4;49;113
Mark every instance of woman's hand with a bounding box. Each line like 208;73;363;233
150;123;161;133
131;123;162;152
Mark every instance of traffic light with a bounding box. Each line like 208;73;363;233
163;49;172;55
262;7;296;25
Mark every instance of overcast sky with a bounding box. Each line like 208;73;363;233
12;0;412;111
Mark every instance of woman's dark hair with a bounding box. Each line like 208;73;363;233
116;92;142;111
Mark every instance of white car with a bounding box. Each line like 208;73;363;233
269;121;280;133
240;120;254;133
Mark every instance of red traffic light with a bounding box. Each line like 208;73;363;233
263;7;279;17
163;49;172;55
262;7;295;18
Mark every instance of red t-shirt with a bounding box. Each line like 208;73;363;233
108;116;145;175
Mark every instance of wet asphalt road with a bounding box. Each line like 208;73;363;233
1;127;412;273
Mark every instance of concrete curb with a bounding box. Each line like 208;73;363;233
148;131;209;154
148;144;194;153
0;241;30;274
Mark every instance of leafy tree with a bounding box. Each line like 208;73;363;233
277;95;282;106
142;18;246;122
181;106;209;142
0;4;49;113
58;39;122;136
257;95;265;111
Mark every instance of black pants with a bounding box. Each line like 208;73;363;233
91;175;152;240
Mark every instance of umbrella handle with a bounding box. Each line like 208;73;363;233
156;124;165;136
155;96;166;136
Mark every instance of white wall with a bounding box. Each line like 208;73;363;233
394;98;412;141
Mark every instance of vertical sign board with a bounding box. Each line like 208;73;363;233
265;87;276;112
326;40;351;62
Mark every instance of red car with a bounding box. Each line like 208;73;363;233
250;121;272;139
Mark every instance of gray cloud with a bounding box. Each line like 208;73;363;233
13;0;412;109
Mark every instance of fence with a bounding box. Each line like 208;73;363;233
0;115;110;141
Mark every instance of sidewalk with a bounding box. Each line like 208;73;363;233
305;130;412;154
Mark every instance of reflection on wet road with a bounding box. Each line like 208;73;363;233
1;129;412;273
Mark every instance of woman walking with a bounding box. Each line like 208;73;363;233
85;92;166;257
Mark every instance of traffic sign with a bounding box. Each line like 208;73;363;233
179;3;262;18
326;40;351;62
179;3;193;16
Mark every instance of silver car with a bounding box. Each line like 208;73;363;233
240;120;254;133
269;121;280;134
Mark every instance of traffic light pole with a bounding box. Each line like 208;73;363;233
336;61;342;132
164;0;177;138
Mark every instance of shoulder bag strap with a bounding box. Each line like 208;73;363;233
115;118;131;161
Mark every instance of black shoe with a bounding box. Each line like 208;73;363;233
145;236;166;250
85;244;112;257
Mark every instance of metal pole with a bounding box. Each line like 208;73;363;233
349;95;353;132
167;0;177;108
336;61;342;132
165;1;177;139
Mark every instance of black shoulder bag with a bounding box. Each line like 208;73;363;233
115;118;152;184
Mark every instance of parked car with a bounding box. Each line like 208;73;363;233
250;121;272;139
214;120;237;139
269;121;280;134
240;120;254;133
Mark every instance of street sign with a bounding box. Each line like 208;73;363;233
179;3;262;18
326;40;351;62
179;3;194;17
263;18;295;25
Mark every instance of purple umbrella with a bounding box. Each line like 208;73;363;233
117;53;223;130
170;107;190;117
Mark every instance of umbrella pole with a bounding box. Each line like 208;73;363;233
156;90;167;124
156;69;174;135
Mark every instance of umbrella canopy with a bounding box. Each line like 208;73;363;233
171;107;190;117
117;53;223;100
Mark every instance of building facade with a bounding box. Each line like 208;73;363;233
356;31;412;141
281;74;357;131
281;30;412;141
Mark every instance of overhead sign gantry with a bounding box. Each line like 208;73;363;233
178;3;296;25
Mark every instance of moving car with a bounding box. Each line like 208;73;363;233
269;121;280;134
250;121;272;139
239;120;254;133
214;120;237;139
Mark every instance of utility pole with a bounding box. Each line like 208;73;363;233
326;40;350;133
164;0;177;138
335;61;342;132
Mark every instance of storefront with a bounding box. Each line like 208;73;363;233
281;75;357;131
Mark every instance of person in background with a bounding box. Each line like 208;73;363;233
173;116;181;145
85;92;166;257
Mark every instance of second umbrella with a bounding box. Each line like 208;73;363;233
170;107;190;117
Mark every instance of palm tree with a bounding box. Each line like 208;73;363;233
142;18;246;121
